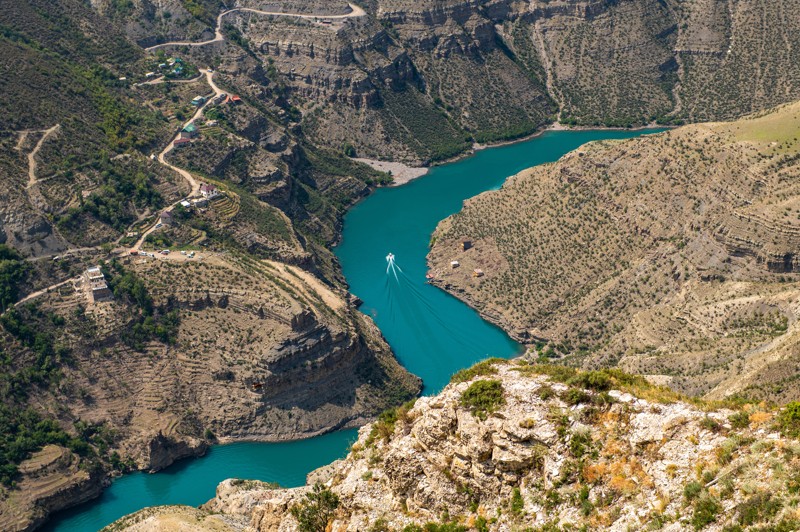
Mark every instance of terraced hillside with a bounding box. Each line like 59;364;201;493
0;253;419;530
430;102;800;402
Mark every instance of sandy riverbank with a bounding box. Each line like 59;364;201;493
354;158;429;187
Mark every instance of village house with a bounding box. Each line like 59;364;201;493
451;260;460;268
180;200;192;209
84;266;113;303
461;239;472;251
173;138;191;148
224;94;242;105
473;268;484;278
181;123;198;138
191;96;205;106
192;197;209;208
160;210;174;226
200;184;219;199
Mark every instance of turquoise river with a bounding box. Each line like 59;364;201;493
45;129;661;531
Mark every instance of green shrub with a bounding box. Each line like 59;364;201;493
569;370;613;391
537;384;555;400
290;483;340;532
369;518;391;532
460;380;505;420
737;492;782;526
562;387;590;406
699;417;722;433
365;399;417;447
692;496;720;530
777;402;800;438
684;481;703;502
511;487;524;515
569;429;593;458
728;410;750;429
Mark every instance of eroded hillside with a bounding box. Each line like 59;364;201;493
429;101;800;402
0;253;419;531
105;361;800;531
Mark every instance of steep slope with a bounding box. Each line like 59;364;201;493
0;254;419;531
429;101;800;402
107;360;800;531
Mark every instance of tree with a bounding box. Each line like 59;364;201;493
290;483;340;532
0;245;28;312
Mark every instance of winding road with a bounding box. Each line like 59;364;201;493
8;4;367;309
144;3;366;52
132;69;224;250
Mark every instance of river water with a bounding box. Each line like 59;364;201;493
45;129;660;531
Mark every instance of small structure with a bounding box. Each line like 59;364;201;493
160;210;174;226
173;138;191;148
181;122;198;138
191;96;205;106
473;268;484;278
224;94;242;105
461;239;472;251
144;72;156;78
84;266;113;303
200;183;219;199
192;197;209;208
205;119;218;127
180;200;192;209
450;260;460;269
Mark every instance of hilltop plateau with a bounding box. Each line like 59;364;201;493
429;101;800;403
106;360;800;531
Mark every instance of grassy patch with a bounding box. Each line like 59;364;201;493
460;379;505;420
450;357;508;383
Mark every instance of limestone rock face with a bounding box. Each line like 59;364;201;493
110;362;800;531
145;432;208;472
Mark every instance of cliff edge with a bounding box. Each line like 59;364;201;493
106;360;800;531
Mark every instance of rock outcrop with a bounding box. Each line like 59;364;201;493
107;360;800;531
0;446;106;532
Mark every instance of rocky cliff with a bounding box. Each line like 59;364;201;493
106;360;800;531
429;101;800;403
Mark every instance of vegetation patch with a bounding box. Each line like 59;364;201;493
460;379;505;420
0;245;29;312
290;482;340;532
450;358;508;383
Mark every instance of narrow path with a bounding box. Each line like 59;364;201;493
144;3;365;51
14;131;29;151
133;69;223;250
134;74;203;87
27;124;60;189
12;279;74;309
